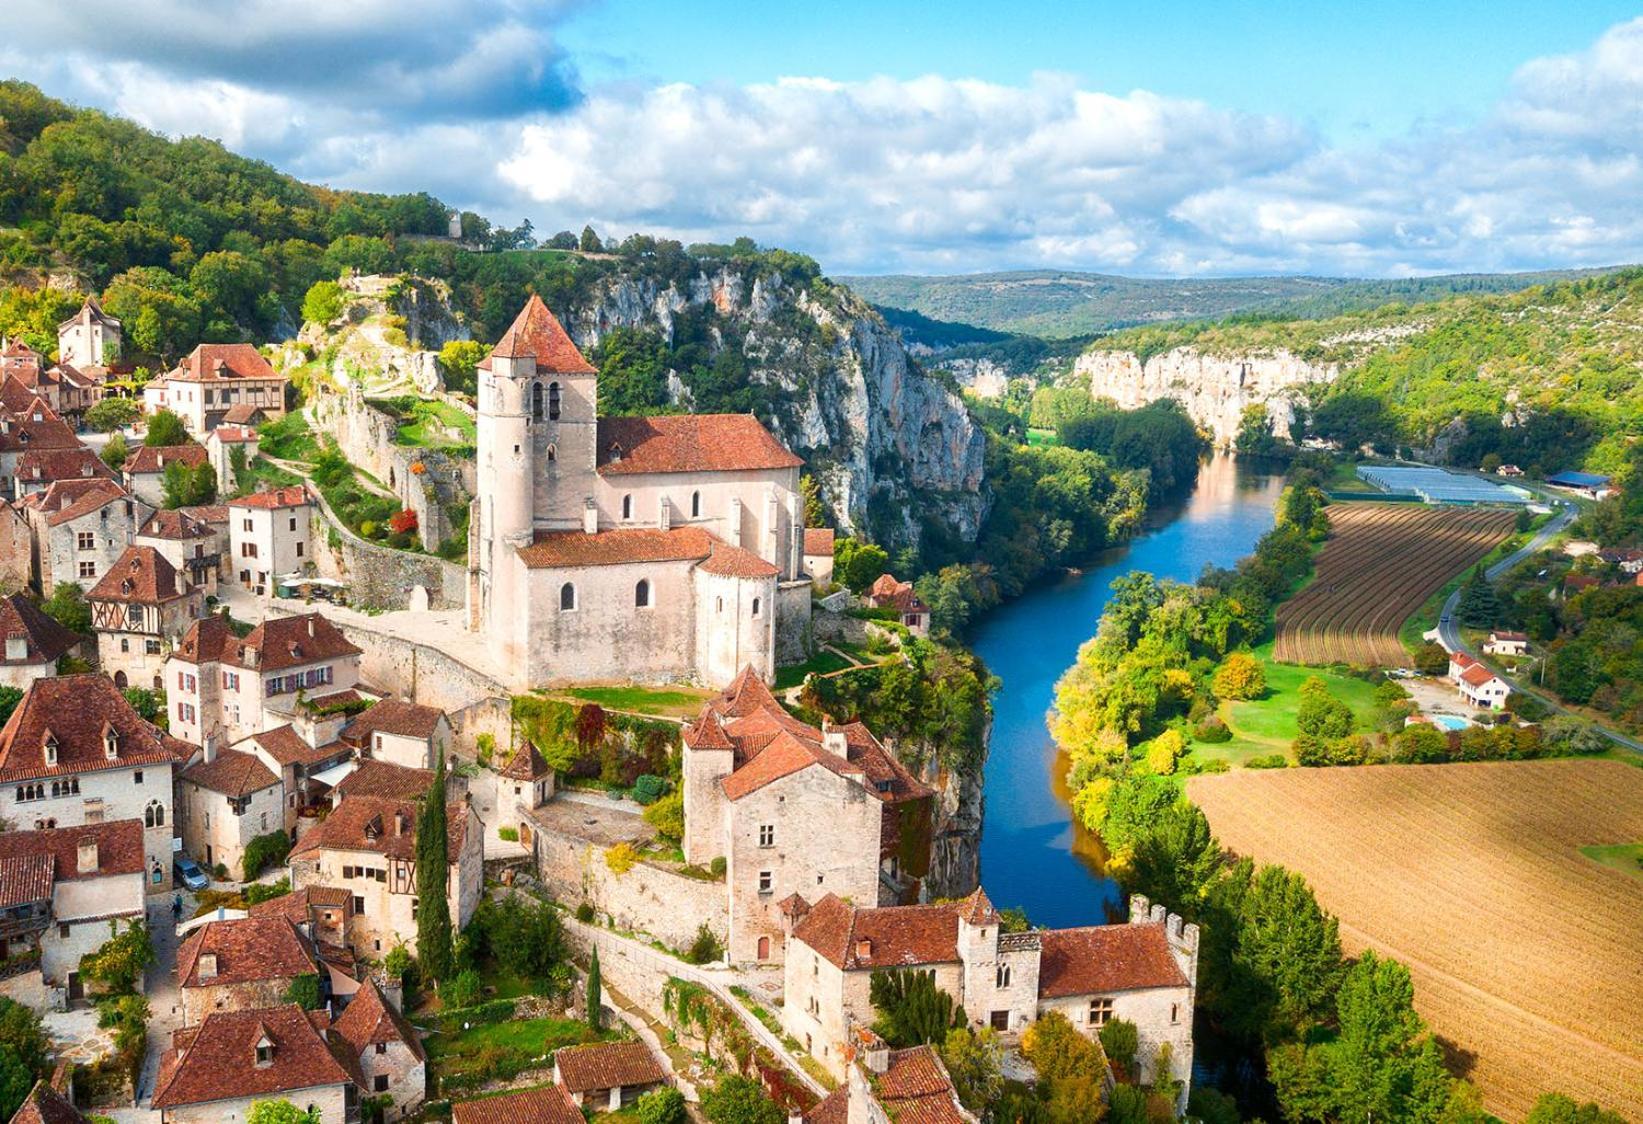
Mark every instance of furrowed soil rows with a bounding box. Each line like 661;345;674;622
1275;504;1515;666
1188;760;1643;1122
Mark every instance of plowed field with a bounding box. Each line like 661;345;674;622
1188;760;1643;1121
1275;504;1515;666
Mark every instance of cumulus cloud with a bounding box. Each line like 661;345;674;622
7;5;1643;274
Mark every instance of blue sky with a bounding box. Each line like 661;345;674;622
4;1;1643;277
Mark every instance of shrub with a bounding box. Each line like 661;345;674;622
1144;729;1185;776
685;924;723;965
497;826;519;842
282;974;321;1010
213;863;229;881
1192;715;1232;742
1098;1017;1140;1073
631;774;667;805
1212;651;1266;700
604;843;639;874
244;878;290;906
643;791;684;842
242;831;291;882
444;969;482;1010
1247;754;1289;769
701;1075;786;1124
636;1086;688;1124
475;732;495;765
709;856;726;878
1413;641;1450;676
388;508;418;534
575;902;596;924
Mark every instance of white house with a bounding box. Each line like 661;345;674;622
341;699;451;771
203;426;258;496
175;744;284;877
1483;631;1530;657
228;485;312;595
135;509;223;596
57;297;122;372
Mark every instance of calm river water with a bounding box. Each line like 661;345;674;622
969;454;1283;929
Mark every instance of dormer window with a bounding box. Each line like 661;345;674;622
254;1035;274;1067
103;726;119;760
608;442;623;463
42;733;57;767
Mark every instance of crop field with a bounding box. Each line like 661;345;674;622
1274;503;1515;666
1187;760;1643;1121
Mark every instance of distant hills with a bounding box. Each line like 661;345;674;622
839;267;1630;339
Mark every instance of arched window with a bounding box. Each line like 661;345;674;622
621;494;633;521
531;382;544;420
548;382;561;420
635;579;651;608
144;801;164;828
545;443;557;463
691;491;701;518
751;597;761;618
997;963;1012;988
560;582;576;611
715;596;724;614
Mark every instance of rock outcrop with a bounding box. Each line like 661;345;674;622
293;274;470;396
1075;346;1338;446
564;267;988;552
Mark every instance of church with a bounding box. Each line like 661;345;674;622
467;296;811;687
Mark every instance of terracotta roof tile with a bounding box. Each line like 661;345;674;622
554;1041;666;1093
793;895;962;971
15;447;115;486
0;675;182;782
242;726;348;769
228;484;310;510
486;295;596;376
332;979;424;1062
517;526;714;569
123;443;206;476
151;1004;351;1109
138;509;215;541
249;885;353;927
209;425;259;444
0;593;79;667
175;616;233;664
876;1046;970;1124
0;819;146;884
221;403;266;425
346;699;446;742
698;540;779;579
87;546;187;605
1460;664;1503;688
180;747;279;798
21;477;129;526
597;415;801;476
333;760;432;803
10;1080;91;1124
0;854;56;909
1036;923;1189;997
803;1088;848;1124
177;915;316;989
291;796;466;864
168;344;281;384
452;1083;583;1124
500;741;551;781
215;613;360;673
178;504;229;525
803;528;835;557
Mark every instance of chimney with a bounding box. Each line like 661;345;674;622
197;952;218;980
76;838;98;875
203;732;218;765
855;938;872;960
865;1040;891;1075
394;811;409;836
306;617;315;638
4;635;26;661
825;728;848;756
582;498;598;535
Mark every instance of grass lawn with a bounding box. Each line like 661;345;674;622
1193;644;1384;768
391;398;477;448
559;684;713;718
255;411;319;463
1579;843;1643;881
426;1015;612;1085
1026;427;1059;447
774;649;853;690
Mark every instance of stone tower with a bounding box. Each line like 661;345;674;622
57;297;121;369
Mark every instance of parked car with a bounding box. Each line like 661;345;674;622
174;856;209;892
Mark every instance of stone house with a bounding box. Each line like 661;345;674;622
330;761;431;808
57;297;121;372
289;794;483;960
250;886;358;999
87;546;202;691
19;478;146;597
0;819;146;999
0;674;185;891
0;341;100;419
12;1078;94;1124
239;725;355;835
1484;630;1530;657
175;745;283;875
166;611;363;751
498;741;553;842
0;394;82;502
228;485;313;595
122;444;209;509
176;914;319;1024
782;889;1197;1105
332;979;426;1121
14;447;115;498
469;295;809;690
0;504;32;595
341;699;451;770
680;668;932;964
452;1084;582;1124
867;574;930;636
150;1004;357;1123
142;343;287;436
0;592;79;688
802;527;835;586
204;425;258;495
135;509;223;596
553;1041;668;1112
802;1037;978;1124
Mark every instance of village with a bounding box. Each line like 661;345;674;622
0;295;1205;1124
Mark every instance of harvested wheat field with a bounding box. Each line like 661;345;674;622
1188;759;1643;1121
1274;503;1515;666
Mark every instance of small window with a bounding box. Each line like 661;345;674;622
546;443;557;463
1089;997;1113;1027
751;597;761;618
531;381;544;420
990;1010;1010;1031
560;582;576;611
757;870;773;895
353;896;366;915
1170;1002;1180;1024
621;494;633;521
635;579;651;608
373;1074;389;1092
548;381;561;420
996;963;1012;988
758;824;774;848
691;491;701;518
374;1043;387;1056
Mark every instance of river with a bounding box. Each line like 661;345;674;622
969;454;1284;929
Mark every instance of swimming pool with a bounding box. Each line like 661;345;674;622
1431;714;1471;731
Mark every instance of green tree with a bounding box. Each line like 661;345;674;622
799;474;826;528
590;327;671;414
0;997;49;1076
835;537;890;594
579;225;603;253
1413;641;1451;675
162;460;216;508
1456;566;1502;629
85;397;139;433
0;1045;32;1122
636;1087;688;1124
437;339;487;397
281;974;321;1010
0;688;22;728
300;280;345;326
247;1101;322;1124
122;687;162;721
443;969;480;1009
143;408;189;447
1295;677;1354;740
100;430;129;471
940;1026;1003;1113
1523;1093;1630;1124
642;791;684;841
586;945;602;1029
869;970;963;1047
1236;402;1280;456
1097;1018;1140;1073
700;1075;783;1124
41;582;90;634
79;921;155;995
413;749;452;982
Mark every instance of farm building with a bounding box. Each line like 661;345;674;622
1448;652;1511;709
1545;470;1612;498
1354;465;1532;506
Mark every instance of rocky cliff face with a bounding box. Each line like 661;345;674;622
564;268;988;552
1075;346;1338;445
291;274;470;396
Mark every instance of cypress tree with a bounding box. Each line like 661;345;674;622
414;747;453;982
586;946;603;1029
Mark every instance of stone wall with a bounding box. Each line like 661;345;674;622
528;821;727;953
306;498;466;612
775;580;813;666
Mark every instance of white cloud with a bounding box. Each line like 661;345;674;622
7;7;1643;274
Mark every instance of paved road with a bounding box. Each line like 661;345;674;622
1436;503;1643;755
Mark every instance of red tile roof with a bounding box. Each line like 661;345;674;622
0;675;186;782
452;1083;583;1124
180;747;279;798
554;1041;666;1093
177;915;316;989
243;726;347;770
803;1088;848;1124
485;294;596;376
346;699;447;742
175;615;233;664
123;443;206;475
333;760;432;803
0;593;79;667
803;528;835;557
151;1004;352;1109
874;1046;970;1124
168;344;281;384
698;540;779;579
500;741;551;782
179;504;229;525
221;403;266;425
1460;664;1504;688
87;546;187;605
1036;923;1190;997
869;574;927;615
793;895;964;971
249;885;353;927
332;979;425;1062
10;1080;91;1124
138;509;215;541
291;796;467;863
597;415;801;476
183;613;360;673
228;484;310;510
0;854;56;909
20;477;129;526
210;425;259;444
15;447;114;486
0;819;146;885
517;526;714;569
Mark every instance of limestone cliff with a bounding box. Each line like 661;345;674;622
563;268;988;552
289;274;470;396
1074;347;1338;446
